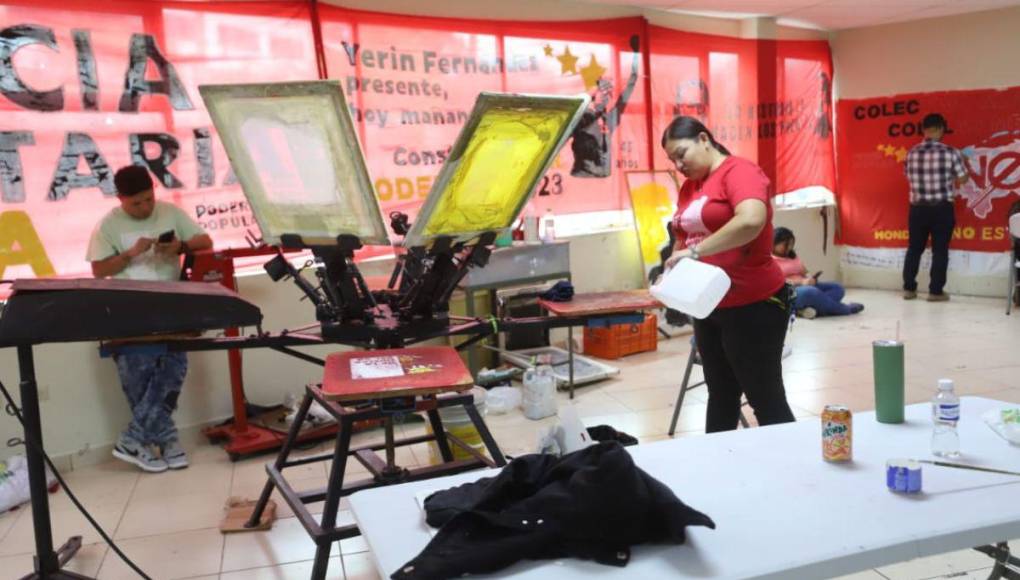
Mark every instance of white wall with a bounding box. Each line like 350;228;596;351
831;6;1020;296
774;206;841;283
831;6;1020;99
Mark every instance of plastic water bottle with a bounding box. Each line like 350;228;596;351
523;204;539;242
522;357;557;420
537;360;556;393
931;378;960;458
541;209;556;243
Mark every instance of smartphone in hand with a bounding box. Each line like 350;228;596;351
813;270;823;280
157;230;175;243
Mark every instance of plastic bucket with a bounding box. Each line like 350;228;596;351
427;387;488;463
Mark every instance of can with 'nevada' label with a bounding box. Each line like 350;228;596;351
822;405;853;462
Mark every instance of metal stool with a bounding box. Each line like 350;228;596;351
245;346;506;580
668;336;749;436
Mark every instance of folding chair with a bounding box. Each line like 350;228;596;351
668;336;749;436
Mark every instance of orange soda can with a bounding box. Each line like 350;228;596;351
822;405;853;462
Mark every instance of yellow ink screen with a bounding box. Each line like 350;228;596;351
422;107;573;237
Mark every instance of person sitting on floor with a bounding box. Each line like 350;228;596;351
772;227;863;319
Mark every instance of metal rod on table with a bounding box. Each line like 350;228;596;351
916;459;1020;478
384;417;397;471
568;325;575;399
465;288;479;376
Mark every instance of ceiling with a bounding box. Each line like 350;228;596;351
571;0;1020;30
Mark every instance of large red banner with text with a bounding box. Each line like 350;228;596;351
0;0;319;280
317;8;649;223
649;27;834;194
649;28;758;167
0;1;833;281
836;87;1020;252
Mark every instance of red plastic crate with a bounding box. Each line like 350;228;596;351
583;313;658;360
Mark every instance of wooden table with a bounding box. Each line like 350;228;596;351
537;290;661;397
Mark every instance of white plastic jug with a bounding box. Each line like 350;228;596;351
650;258;731;319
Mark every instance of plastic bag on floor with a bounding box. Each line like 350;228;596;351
282;393;337;430
0;454;57;514
486;386;522;415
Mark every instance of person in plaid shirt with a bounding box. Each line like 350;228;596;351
903;113;968;302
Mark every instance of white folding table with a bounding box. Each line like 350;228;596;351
350;396;1020;579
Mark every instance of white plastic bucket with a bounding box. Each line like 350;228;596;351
427;387;488;463
650;258;731;319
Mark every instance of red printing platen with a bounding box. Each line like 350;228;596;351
321;346;474;401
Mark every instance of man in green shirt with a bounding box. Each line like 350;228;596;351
87;166;212;472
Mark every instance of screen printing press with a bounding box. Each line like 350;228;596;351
0;82;655;579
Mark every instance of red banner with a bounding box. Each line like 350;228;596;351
649;28;758;167
649;27;834;195
0;0;319;280
776;40;834;194
317;8;649;222
836;87;1020;252
1;2;833;281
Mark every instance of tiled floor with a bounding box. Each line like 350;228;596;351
1;289;1017;579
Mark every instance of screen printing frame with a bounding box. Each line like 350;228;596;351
401;92;590;249
198;80;390;247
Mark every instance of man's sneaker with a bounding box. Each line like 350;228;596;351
903;290;918;300
797;307;817;319
848;303;865;314
161;440;189;470
927;292;950;302
113;438;168;473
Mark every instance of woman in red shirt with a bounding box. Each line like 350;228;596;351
662;116;795;432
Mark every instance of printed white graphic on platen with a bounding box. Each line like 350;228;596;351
351;356;405;379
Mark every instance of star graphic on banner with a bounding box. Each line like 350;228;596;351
877;143;910;163
543;44;553;57
877;144;897;158
579;55;606;91
556;47;579;75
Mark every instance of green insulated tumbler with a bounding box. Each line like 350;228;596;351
873;340;905;423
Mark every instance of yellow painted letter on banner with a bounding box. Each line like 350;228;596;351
0;211;56;278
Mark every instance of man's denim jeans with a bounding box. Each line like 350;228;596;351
115;352;187;446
